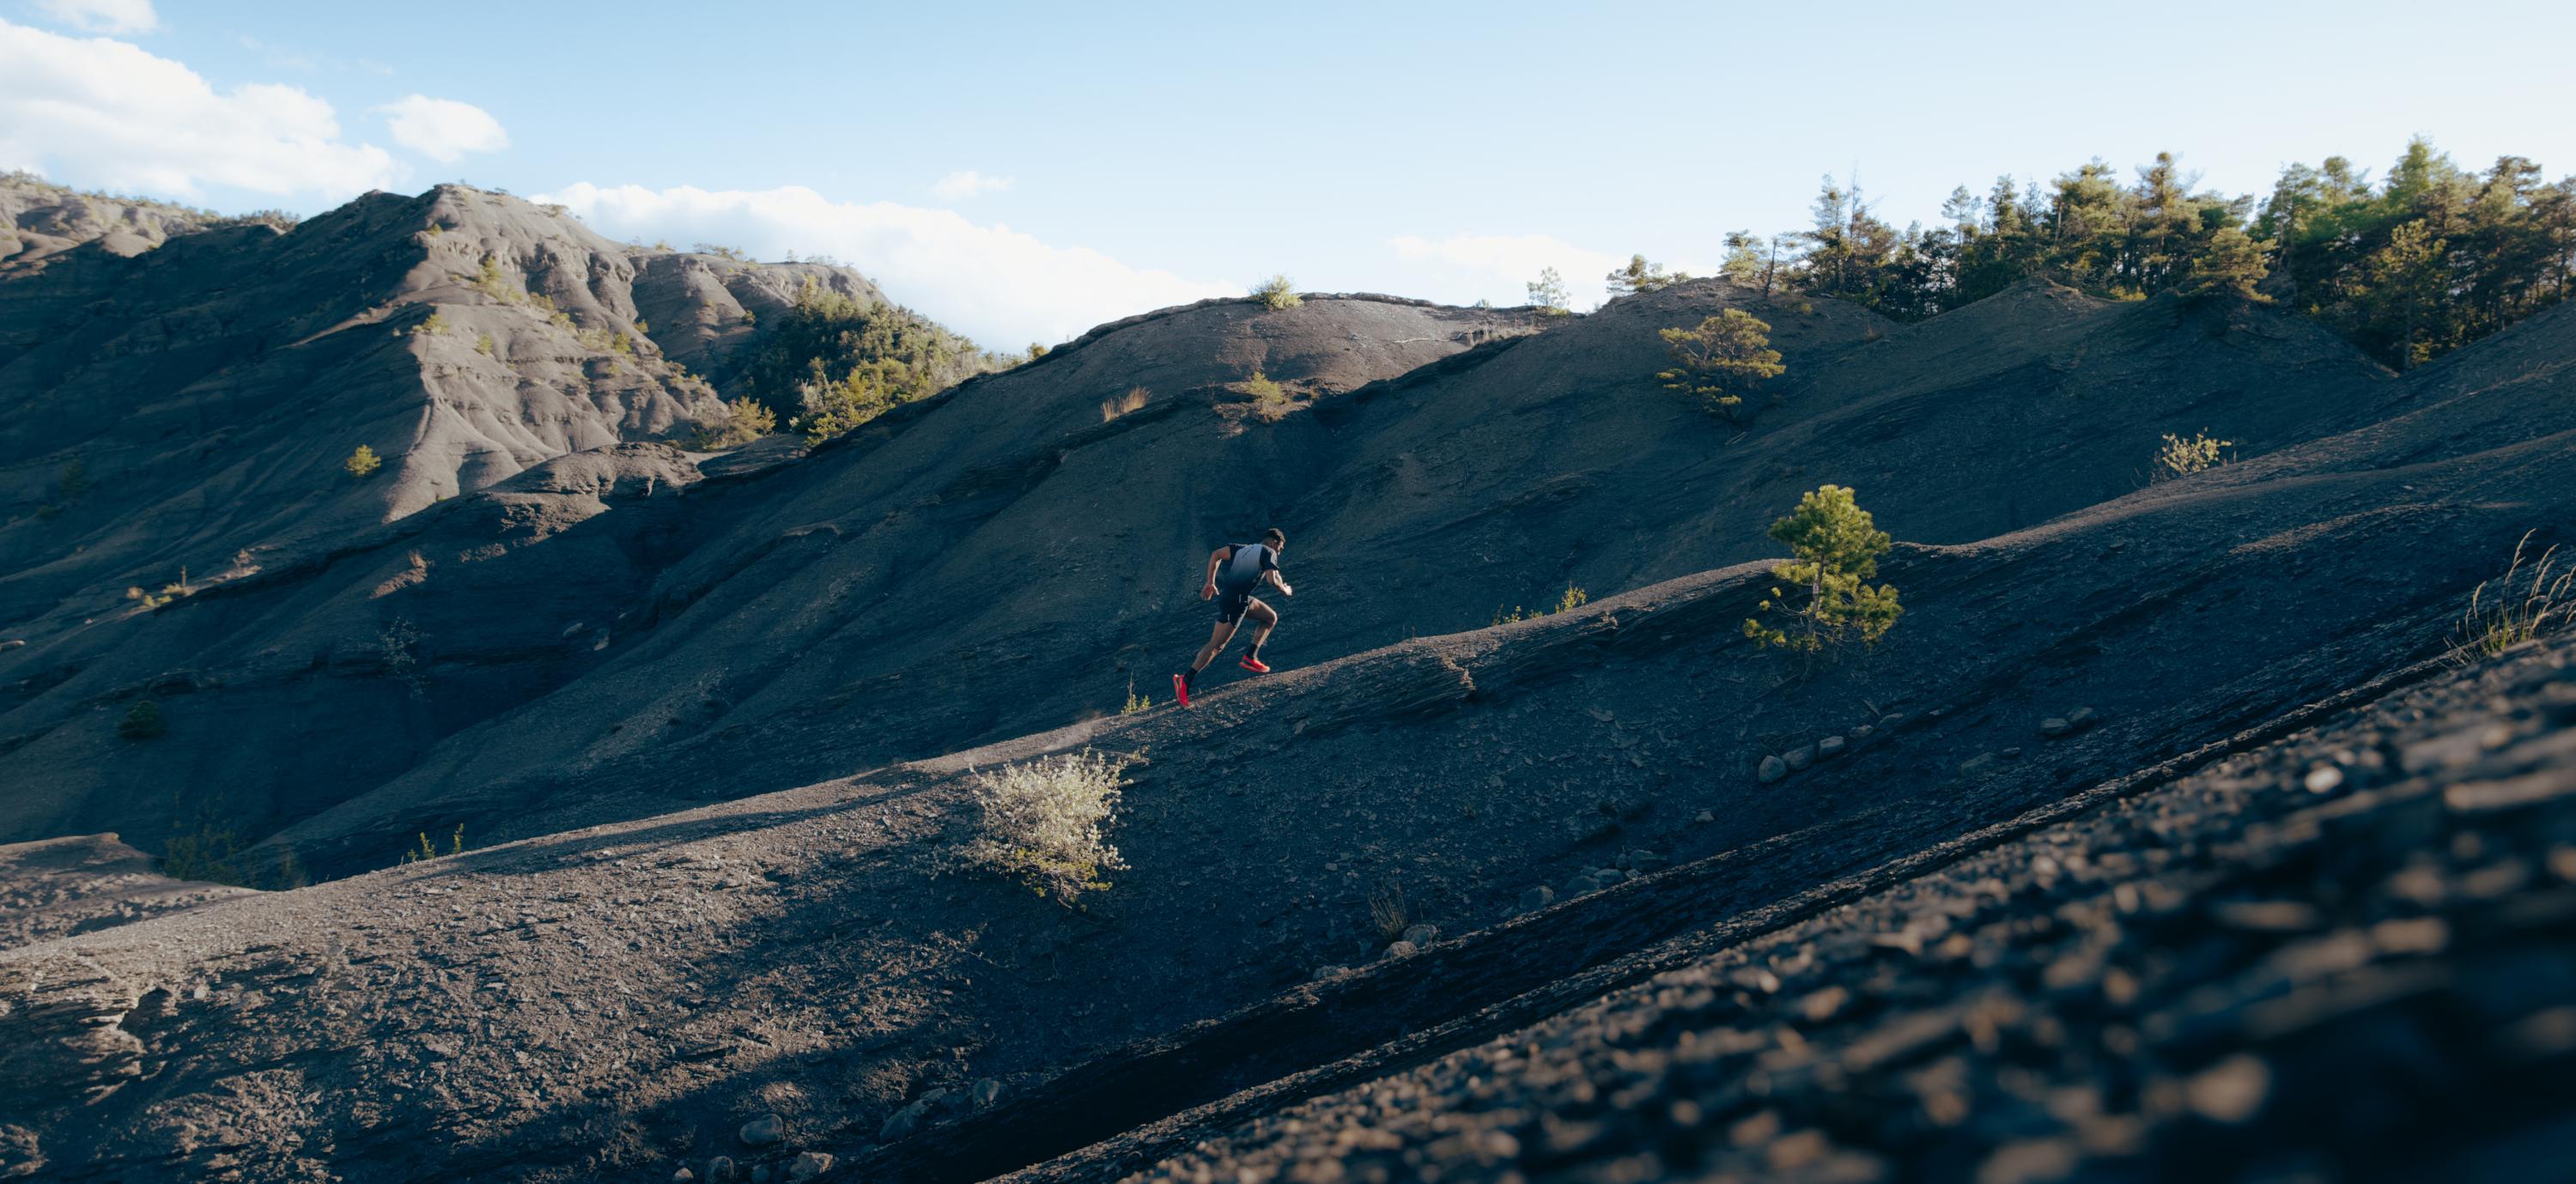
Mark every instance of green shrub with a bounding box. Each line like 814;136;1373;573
1744;485;1903;659
410;311;450;337
743;278;1001;440
951;749;1133;907
687;396;777;450
1659;309;1785;424
1121;680;1152;715
475;332;495;355
159;796;302;888
55;458;88;502
399;824;467;865
118;699;166;739
1251;275;1302;311
344;445;383;478
1238;372;1291;422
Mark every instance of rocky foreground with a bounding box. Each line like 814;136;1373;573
1029;637;2576;1184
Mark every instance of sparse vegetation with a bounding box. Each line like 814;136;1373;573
687;396;779;450
399;824;467;865
1528;267;1571;314
475;331;495;355
1252;275;1303;311
2151;430;2233;482
1100;386;1151;422
127;567;194;610
741;279;1005;441
410;311;450;337
1492;585;1591;626
380;617;428;699
1658;309;1785;424
56;458;88;502
1239;372;1291;422
1367;880;1412;944
118;699;166;740
951;748;1134;907
1121;679;1152;715
694;243;752;263
344;444;384;478
1605;254;1687;296
2450;531;2573;665
161;795;307;889
1744;485;1904;659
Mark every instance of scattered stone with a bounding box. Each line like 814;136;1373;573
970;1078;1003;1109
2002;747;2023;760
2184;1054;2271;1123
1313;964;1353;981
1400;923;1439;946
1759;755;1789;783
673;1169;696;1183
1785;744;1816;771
2067;706;2098;730
1561;873;1602;899
738;1114;784;1148
1382;940;1420;959
1518;884;1556;912
705;1157;735;1182
880;1096;937;1142
1692;810;1716;824
1848;723;1874;744
787;1151;835;1181
1816;735;1846;759
750;1167;770;1184
2303;765;2345;793
1879;713;1907;731
1958;752;1999;776
2041;717;2072;738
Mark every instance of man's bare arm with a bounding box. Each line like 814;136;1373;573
1265;568;1293;597
1200;548;1229;599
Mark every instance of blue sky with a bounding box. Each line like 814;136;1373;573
6;0;2573;343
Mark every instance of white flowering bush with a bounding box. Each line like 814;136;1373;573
955;749;1133;906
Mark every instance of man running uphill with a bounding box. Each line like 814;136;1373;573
1174;528;1292;707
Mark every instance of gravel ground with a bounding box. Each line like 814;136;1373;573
1085;637;2576;1184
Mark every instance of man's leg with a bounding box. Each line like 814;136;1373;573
1190;619;1238;680
1240;598;1279;665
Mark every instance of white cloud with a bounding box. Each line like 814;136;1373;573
0;18;398;199
1387;233;1637;312
536;182;1234;346
930;169;1015;201
378;94;509;163
33;0;155;33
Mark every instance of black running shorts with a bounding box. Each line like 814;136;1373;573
1217;589;1252;624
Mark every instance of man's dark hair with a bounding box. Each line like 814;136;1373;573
1263;528;1287;547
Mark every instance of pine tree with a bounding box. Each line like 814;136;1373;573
1527;267;1571;314
1657;310;1783;424
1743;485;1903;659
1604;254;1686;297
1720;231;1767;288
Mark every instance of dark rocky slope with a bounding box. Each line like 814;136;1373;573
3;355;2569;1180
1056;637;2576;1184
249;278;2397;878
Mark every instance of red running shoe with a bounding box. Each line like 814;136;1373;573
1172;673;1192;708
1238;654;1272;674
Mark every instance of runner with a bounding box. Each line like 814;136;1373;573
1174;528;1291;707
